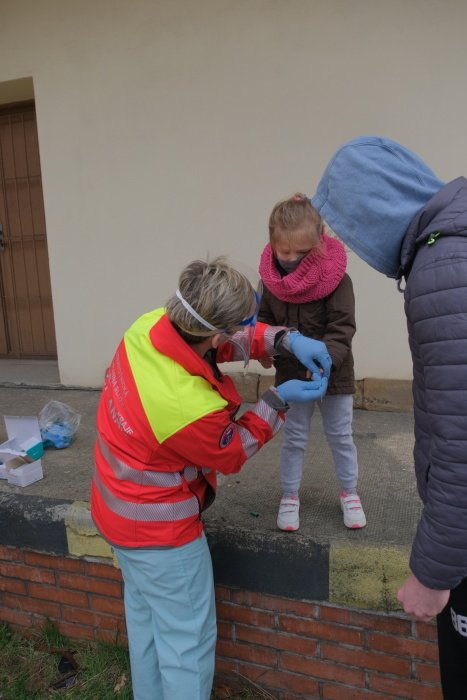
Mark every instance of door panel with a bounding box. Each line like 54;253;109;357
0;103;56;358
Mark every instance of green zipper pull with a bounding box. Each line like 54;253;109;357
427;232;442;246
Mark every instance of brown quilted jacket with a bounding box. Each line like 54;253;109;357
258;273;356;394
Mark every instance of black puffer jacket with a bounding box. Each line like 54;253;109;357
258;273;356;394
401;177;467;589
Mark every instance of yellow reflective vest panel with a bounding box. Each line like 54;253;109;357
91;309;285;547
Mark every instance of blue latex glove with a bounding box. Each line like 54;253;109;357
276;377;328;404
288;331;332;379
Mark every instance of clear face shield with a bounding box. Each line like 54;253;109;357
224;279;263;371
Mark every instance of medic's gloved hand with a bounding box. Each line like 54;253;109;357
276;377;328;404
287;331;332;379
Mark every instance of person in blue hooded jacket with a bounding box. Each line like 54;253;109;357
311;136;467;699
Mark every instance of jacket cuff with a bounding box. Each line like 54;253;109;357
261;386;290;412
274;328;297;356
263;326;288;356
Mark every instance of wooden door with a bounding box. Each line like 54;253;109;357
0;102;56;358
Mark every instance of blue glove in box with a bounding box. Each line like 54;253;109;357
0;416;44;487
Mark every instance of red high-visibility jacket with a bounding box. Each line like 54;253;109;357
91;308;286;548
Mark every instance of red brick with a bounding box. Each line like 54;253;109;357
282;692;317;700
95;628;124;643
2;592;60;618
98;612;123;630
236;624;318;656
0;562;55;584
368;672;442;699
24;551;85;573
0;606;33;628
369;631;438;662
232;589;318;618
322;641;411;677
214;585;232;602
57;621;96;641
0;546;24;562
320;605;412;636
61;607;120;630
216;639;277;667
28;582;88;608
238;663;320;697
0;577;27;595
415;620;438;642
280;615;364;646
117;618;128;637
323;683;393;700
216;601;275;628
89;594;125;616
280;652;365;687
416;662;441;684
85;561;122;581
57;573;122;597
214;658;239;676
216;620;232;640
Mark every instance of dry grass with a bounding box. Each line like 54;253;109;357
0;622;276;699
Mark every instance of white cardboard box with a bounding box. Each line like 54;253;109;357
0;416;44;487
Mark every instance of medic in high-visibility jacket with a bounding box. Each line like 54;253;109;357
90;257;330;700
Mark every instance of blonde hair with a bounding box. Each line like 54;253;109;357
269;193;322;251
166;257;254;344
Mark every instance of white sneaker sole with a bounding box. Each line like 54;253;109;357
342;510;367;529
277;519;299;532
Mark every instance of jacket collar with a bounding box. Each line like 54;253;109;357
150;313;224;389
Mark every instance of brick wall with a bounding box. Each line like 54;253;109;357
0;545;126;643
215;587;441;699
0;545;442;700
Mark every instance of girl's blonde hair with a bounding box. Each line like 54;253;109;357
166;257;254;344
269;193;323;251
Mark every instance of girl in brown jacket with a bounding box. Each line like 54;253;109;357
258;194;366;532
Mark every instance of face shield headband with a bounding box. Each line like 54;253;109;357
175;287;261;334
175;289;223;333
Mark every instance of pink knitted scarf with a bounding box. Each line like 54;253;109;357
259;234;347;303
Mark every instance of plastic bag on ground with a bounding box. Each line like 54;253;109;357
38;400;81;449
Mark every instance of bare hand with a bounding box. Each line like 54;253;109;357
397;574;450;621
259;358;273;369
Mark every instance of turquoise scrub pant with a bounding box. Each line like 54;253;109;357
114;534;216;700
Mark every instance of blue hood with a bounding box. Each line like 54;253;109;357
311;136;445;278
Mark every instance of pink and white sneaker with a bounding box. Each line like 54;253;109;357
340;491;366;529
277;495;300;531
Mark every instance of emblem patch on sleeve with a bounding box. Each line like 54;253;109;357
219;423;235;448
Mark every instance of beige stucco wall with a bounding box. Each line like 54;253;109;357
0;0;465;386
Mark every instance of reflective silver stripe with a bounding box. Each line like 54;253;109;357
237;399;283;458
227;325;286;360
253;399;284;437
181;465;199;482
238;425;259;458
98;436;199;486
93;466;200;522
264;326;287;356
